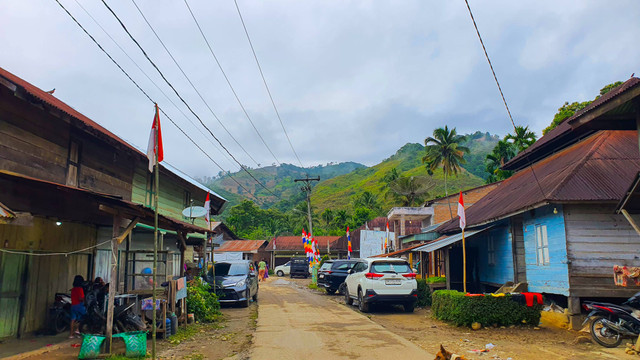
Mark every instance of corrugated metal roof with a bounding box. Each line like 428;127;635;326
412;227;491;252
505;78;640;171
437;131;640;233
371;242;428;258
266;236;341;251
216;240;267;253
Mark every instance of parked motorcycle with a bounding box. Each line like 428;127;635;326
583;292;640;347
48;292;72;333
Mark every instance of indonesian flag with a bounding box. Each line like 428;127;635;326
146;104;164;172
347;227;352;260
273;236;276;251
458;192;466;230
204;192;211;225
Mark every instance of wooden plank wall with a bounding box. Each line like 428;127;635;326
473;223;515;286
0;217;96;334
523;204;570;296
511;215;527;283
565;204;640;298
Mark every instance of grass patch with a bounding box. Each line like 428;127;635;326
168;322;224;346
249;306;258;329
307;283;318;290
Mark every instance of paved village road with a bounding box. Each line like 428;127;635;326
250;278;432;360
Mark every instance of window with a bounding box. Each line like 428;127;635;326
65;140;81;186
145;174;154;208
535;225;550;265
488;236;496;266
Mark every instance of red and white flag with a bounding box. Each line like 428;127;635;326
204;192;211;225
146;104;164;172
458;192;466;230
385;221;389;251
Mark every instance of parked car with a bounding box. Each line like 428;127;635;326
207;260;258;307
344;257;418;313
318;259;358;295
290;257;310;278
274;261;291;277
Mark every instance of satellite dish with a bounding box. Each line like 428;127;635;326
182;206;208;218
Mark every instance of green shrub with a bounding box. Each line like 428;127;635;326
186;278;221;323
425;276;446;284
431;290;542;327
416;279;432;307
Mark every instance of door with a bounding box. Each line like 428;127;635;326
0;253;27;338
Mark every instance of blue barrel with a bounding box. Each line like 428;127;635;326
170;313;178;335
165;318;172;338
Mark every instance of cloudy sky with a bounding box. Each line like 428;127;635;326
1;1;638;178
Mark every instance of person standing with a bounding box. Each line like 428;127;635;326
258;258;267;282
70;275;86;338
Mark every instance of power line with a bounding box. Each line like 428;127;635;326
233;0;305;170
53;0;262;204
462;0;545;198
72;0;237;170
127;0;262;168
182;0;282;166
99;0;279;198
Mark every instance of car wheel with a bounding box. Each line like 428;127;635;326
326;288;336;295
277;270;284;277
358;289;370;313
241;290;250;308
403;303;415;313
338;283;346;295
344;286;353;305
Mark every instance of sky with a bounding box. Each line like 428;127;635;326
1;1;639;178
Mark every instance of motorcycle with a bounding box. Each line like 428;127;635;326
48;292;72;333
583;291;640;348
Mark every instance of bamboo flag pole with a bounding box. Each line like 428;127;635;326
152;122;159;359
462;228;466;294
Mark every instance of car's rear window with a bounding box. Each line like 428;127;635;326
211;263;248;276
333;262;355;270
320;262;333;271
292;259;307;264
371;261;412;274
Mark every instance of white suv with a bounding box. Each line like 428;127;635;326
344;257;418;313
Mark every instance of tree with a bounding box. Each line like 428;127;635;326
388;175;435;207
505;125;537;152
352;191;381;214
332;210;351;230
379;167;400;200
485;139;517;184
422;126;470;218
351;207;375;229
543;81;623;135
321;209;334;228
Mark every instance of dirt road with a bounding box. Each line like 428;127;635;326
251;278;433;360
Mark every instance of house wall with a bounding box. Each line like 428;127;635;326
564;204;640;298
473;223;514;286
0;217;96;336
0;92;134;199
523;204;570;296
511;215;527;283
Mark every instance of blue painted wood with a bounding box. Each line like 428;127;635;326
473;223;514;285
523;204;570;296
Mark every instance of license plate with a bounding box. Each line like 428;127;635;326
319;274;324;278
385;279;401;285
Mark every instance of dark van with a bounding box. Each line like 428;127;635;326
290;257;309;278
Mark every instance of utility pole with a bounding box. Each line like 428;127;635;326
294;176;320;237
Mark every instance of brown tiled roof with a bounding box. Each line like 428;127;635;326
266;236;341;251
437;130;640;233
216;240;267;253
505;78;640;171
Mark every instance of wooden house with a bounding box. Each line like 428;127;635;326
0;67;225;338
213;240;268;262
417;78;640;329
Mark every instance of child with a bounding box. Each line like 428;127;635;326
70;275;86;338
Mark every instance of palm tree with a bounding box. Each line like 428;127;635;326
485;139;516;183
352;191;381;213
321;209;334;228
505;125;537;152
332;210;350;230
379;168;400;200
422;126;470;218
389;176;435;207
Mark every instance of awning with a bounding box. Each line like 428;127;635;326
411;227;492;253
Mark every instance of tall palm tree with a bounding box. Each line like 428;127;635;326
320;209;334;228
333;210;350;230
485;139;516;183
389;175;435;207
505;125;537;152
422;126;470;218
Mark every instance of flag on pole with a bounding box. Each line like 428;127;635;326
146;104;163;172
458;192;466;230
347;227;352;260
204;192;211;225
311;237;317;264
385;221;389;251
272;236;276;251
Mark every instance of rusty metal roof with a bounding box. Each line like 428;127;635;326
216;240;267;253
266;236;341;251
505;77;640;171
438;131;640;233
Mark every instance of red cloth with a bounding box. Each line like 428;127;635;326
464;293;485;297
521;292;543;307
71;287;84;306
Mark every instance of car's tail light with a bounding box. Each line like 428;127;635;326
325;271;332;274
365;272;384;279
402;273;417;279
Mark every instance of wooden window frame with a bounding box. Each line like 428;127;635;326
535;224;550;266
65;139;82;186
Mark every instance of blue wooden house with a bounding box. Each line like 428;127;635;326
415;78;640;328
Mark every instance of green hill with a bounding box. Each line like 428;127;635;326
310;141;488;212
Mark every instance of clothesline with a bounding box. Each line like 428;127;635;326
0;238;115;256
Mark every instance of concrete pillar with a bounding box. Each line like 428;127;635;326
568;296;583;330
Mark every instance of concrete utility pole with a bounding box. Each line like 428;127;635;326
294;176;320;237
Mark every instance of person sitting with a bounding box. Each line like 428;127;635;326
70;275;86;338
